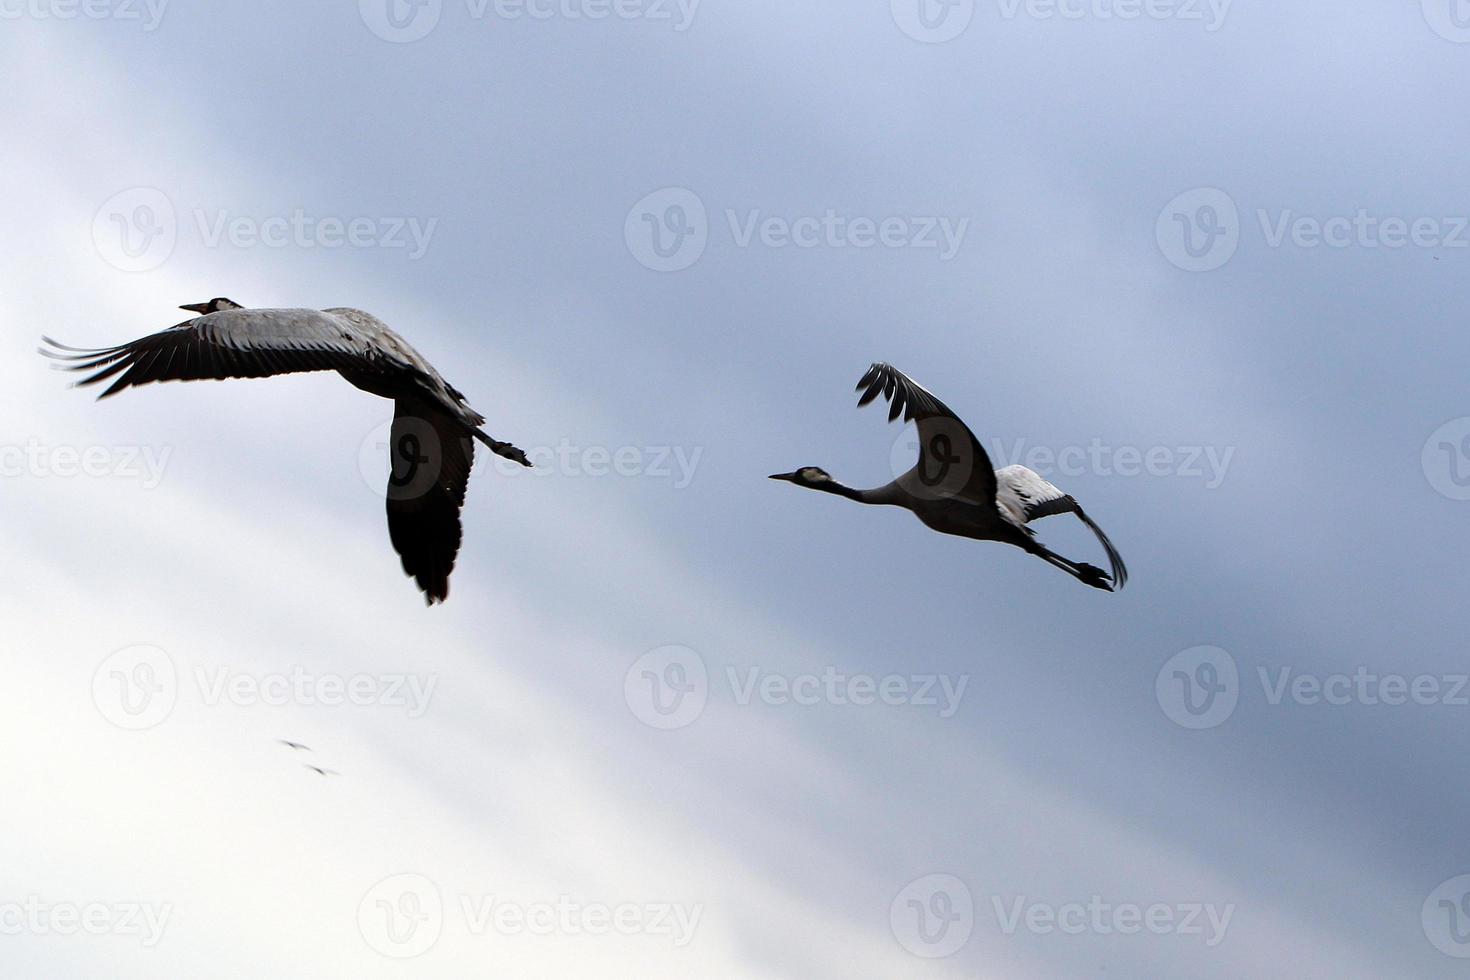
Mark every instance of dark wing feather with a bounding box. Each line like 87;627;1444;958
385;397;476;605
854;362;997;504
39;308;386;399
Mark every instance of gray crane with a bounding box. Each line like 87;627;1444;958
770;363;1127;592
41;298;530;604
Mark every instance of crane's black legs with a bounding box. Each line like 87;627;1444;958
470;427;532;467
1026;541;1115;592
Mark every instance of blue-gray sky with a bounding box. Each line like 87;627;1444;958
3;1;1469;975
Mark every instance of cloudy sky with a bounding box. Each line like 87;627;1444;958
3;0;1470;976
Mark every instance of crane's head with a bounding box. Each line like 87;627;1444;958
179;297;243;315
769;466;834;489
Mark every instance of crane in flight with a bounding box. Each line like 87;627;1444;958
42;298;530;604
770;363;1127;592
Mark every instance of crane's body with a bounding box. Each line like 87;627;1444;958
771;363;1127;592
42;298;530;604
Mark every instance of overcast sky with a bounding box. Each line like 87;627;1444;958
3;1;1470;976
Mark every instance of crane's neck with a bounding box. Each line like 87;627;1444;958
806;479;874;503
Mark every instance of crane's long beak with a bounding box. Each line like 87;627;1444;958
179;302;212;314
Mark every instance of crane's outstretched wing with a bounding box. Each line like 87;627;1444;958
40;308;390;399
994;464;1128;589
855;362;997;505
385;396;475;605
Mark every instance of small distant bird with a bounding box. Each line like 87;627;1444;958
303;765;339;777
277;740;311;752
771;363;1128;591
41;298;531;603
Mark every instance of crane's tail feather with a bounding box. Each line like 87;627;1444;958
1075;507;1128;590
